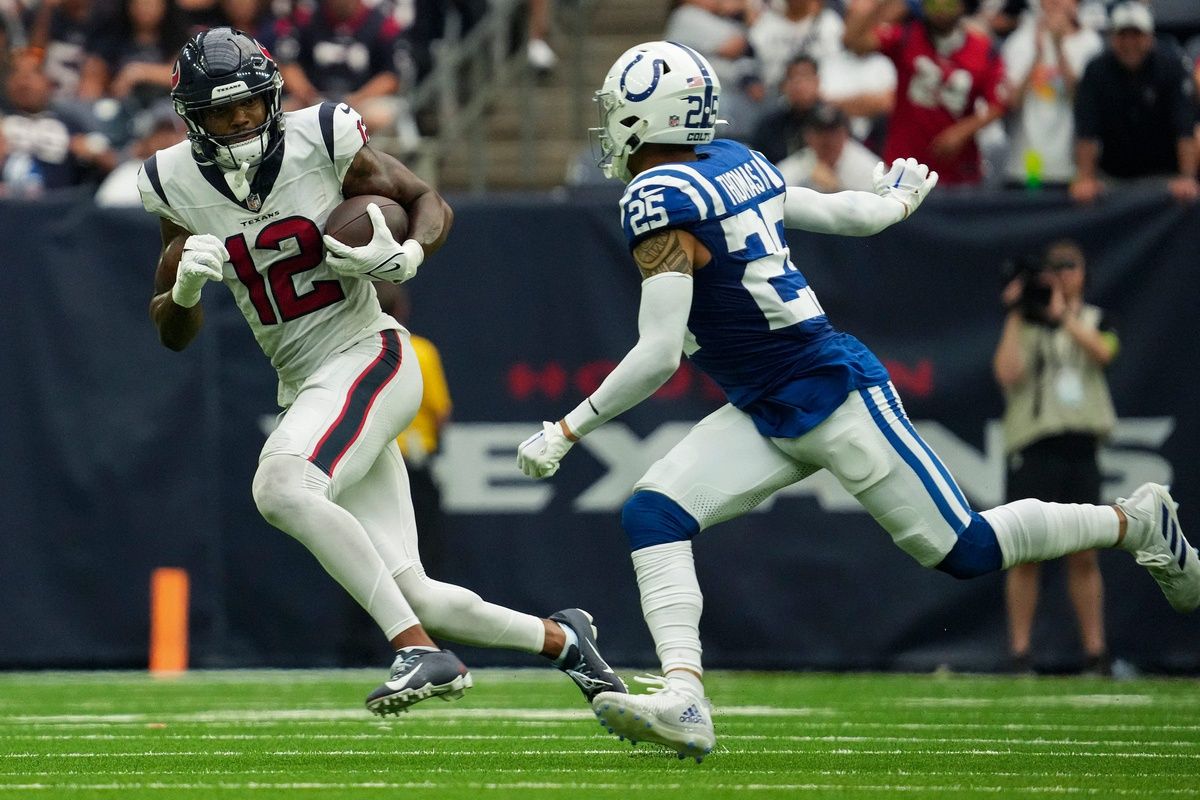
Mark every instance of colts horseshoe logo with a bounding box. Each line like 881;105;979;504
620;54;666;102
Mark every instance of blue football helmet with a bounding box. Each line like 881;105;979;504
171;27;285;170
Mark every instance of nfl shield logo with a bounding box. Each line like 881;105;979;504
668;115;680;127
246;194;262;211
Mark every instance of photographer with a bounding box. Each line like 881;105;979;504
993;239;1119;675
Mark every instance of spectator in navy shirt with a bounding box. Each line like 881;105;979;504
751;54;821;164
215;0;279;53
274;0;417;151
25;0;101;102
1;49;116;194
1071;2;1198;203
77;0;188;110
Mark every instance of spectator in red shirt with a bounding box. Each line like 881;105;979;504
845;0;1007;185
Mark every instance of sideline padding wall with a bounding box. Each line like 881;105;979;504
2;187;1197;672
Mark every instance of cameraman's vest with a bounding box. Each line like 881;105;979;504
1001;303;1117;455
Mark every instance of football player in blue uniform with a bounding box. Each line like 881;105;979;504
142;28;625;716
517;40;1200;761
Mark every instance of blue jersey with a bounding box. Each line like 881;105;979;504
619;139;889;438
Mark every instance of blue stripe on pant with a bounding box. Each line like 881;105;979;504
859;386;1001;578
859;387;969;533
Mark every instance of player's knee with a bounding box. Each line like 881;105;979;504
935;512;1003;580
251;455;319;529
621;491;700;552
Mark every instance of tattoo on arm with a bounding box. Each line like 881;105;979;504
633;230;693;280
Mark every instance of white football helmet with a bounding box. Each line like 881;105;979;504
592;41;723;182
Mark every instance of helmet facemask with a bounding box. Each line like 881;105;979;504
171;27;286;172
589;41;724;184
590;89;649;183
177;73;284;170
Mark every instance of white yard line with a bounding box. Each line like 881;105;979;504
0;782;1194;795
0;706;835;725
1;748;1197;759
0;768;1189;779
4;733;1198;749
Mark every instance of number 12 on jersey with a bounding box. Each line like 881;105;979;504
226;216;345;324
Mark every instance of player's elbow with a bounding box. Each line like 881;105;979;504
160;334;189;352
151;300;201;351
643;342;683;386
158;324;199;351
424;198;453;256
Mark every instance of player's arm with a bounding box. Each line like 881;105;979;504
149;217;215;351
782;157;938;236
516;229;701;479
341;144;452;258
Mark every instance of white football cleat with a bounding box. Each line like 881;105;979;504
1117;483;1200;612
592;675;715;762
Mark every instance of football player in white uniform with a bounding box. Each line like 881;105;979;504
517;40;1200;760
140;27;626;714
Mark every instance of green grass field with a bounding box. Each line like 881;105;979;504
0;669;1196;799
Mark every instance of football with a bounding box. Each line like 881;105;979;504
324;194;409;248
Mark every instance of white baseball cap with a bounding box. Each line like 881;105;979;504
1109;2;1154;34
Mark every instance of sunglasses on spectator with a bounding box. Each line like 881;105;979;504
1047;259;1083;271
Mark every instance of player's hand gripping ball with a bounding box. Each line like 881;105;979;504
323;195;423;284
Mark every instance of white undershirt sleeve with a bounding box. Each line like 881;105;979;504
782;186;906;236
562;271;693;438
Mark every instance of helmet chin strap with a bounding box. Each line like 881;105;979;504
224;160;252;201
603;156;632;183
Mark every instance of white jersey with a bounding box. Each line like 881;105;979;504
137;102;398;407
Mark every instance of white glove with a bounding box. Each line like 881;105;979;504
517;421;575;479
872;157;939;219
322;202;424;284
172;233;228;308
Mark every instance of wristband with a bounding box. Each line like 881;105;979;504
171;280;203;308
562;397;601;440
400;239;425;271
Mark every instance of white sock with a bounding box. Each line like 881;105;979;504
667;670;705;699
631;541;704;677
983;499;1120;569
394;565;546;653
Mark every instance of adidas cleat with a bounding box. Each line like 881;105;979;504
365;647;473;716
550;608;627;702
592;675;715;762
1117;483;1200;612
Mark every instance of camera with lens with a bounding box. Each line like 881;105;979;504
1002;254;1055;326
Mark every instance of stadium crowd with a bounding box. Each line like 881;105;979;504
0;0;1197;202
